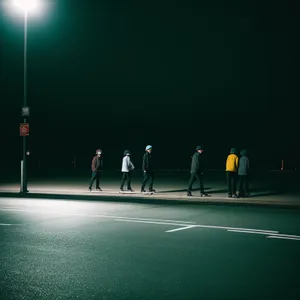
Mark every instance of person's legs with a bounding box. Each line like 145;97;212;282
227;171;232;195
232;172;237;195
197;173;205;194
245;175;249;195
127;172;132;190
187;173;196;193
141;172;149;191
120;172;126;189
96;171;101;189
238;175;243;195
89;171;97;189
148;171;155;191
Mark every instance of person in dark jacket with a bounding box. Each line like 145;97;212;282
187;146;210;197
237;149;250;197
141;145;155;193
88;149;103;191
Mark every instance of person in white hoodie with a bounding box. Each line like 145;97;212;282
120;150;135;192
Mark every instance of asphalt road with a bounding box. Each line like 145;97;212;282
1;198;300;300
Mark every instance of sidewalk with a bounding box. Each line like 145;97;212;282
1;177;300;208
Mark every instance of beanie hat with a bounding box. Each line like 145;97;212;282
240;149;247;156
124;150;130;156
196;146;202;151
145;145;152;151
230;148;237;154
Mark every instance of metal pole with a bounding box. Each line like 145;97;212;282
21;12;28;193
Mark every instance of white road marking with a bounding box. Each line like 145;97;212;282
267;236;300;241
115;219;191;226
0;207;299;241
227;230;277;235
166;225;197;233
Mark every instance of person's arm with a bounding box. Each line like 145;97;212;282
235;156;239;170
129;157;135;170
142;154;148;172
91;157;96;171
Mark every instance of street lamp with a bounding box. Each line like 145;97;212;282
14;0;39;193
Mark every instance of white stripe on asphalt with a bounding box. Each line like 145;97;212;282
3;207;299;240
166;225;197;233
227;230;276;235
267;236;300;241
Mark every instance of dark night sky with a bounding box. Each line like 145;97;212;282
0;0;299;170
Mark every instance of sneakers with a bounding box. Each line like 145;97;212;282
187;191;192;196
149;189;156;193
89;187;92;192
96;187;102;192
232;193;239;198
127;188;134;192
201;193;210;197
141;189;146;193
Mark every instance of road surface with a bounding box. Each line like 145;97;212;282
1;197;300;299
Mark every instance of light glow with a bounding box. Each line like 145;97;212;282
14;0;39;12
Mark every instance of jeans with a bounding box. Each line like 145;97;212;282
187;173;204;193
89;171;100;189
120;172;132;190
226;171;237;195
141;171;154;191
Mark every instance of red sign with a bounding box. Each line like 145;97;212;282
20;123;29;136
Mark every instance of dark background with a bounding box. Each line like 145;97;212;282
0;0;299;172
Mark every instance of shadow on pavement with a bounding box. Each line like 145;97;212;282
158;187;212;194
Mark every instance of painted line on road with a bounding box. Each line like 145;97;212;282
3;207;299;241
227;230;278;235
267;236;300;241
166;225;197;233
115;219;191;227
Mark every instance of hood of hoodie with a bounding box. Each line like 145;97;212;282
230;148;237;154
240;149;247;156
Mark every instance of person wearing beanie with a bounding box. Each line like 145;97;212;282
225;147;239;198
120;150;135;192
237;149;250;197
141;145;155;193
187;146;210;197
88;149;103;192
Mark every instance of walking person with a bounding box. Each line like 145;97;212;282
120;150;135;192
141;145;155;193
187;146;210;197
226;148;239;198
88;149;103;192
237;149;250;197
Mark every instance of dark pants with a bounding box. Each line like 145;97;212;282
141;171;154;191
238;175;249;194
226;171;237;195
89;171;100;189
187;173;204;193
120;172;132;189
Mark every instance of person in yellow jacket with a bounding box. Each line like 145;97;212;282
226;148;239;198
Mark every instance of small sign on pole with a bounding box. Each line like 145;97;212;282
22;106;30;117
20;123;29;136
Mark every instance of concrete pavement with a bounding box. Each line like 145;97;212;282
0;170;300;208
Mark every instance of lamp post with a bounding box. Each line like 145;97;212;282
14;0;38;193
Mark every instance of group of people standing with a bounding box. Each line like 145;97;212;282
88;145;250;198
